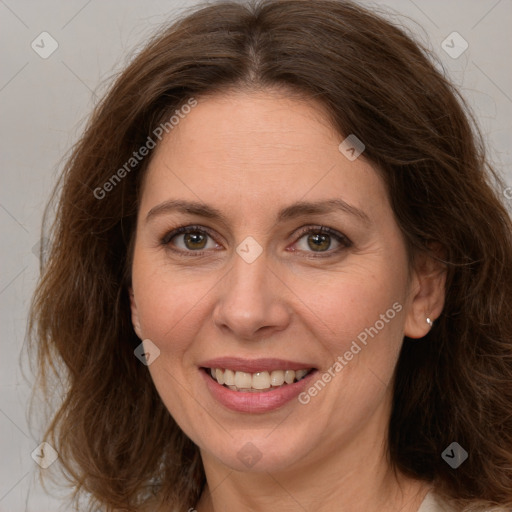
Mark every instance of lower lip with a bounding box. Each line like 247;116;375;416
200;368;317;413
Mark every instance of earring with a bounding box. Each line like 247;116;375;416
426;317;433;328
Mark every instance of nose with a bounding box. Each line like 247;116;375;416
212;249;291;341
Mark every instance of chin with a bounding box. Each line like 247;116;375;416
198;427;318;473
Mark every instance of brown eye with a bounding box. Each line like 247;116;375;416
183;232;208;250
306;232;332;252
293;226;352;256
163;226;219;252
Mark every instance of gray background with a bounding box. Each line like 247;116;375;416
1;0;511;510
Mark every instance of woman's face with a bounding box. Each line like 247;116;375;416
130;89;441;473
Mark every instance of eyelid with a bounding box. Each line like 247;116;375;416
161;225;223;257
161;224;352;256
290;225;352;256
161;224;216;245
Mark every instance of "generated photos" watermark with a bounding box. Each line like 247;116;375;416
93;97;197;200
298;301;402;405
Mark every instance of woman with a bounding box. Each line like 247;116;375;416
29;0;512;510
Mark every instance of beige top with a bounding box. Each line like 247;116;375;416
417;491;456;512
417;491;509;512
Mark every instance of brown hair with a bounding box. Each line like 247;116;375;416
28;0;512;510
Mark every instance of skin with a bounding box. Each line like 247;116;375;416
129;88;446;512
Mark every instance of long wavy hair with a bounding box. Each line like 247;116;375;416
28;0;512;510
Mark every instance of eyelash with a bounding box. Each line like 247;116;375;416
161;224;352;258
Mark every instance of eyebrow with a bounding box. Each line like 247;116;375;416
145;198;371;226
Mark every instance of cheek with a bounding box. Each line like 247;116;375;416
132;228;409;365
290;261;407;352
131;251;214;351
295;269;407;422
137;294;205;357
292;268;408;404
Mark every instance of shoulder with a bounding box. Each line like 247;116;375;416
417;491;510;512
417;491;456;512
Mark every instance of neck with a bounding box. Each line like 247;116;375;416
195;401;432;512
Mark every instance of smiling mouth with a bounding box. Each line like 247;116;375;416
203;367;315;392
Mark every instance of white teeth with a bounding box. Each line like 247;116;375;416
252;371;270;390
295;369;308;380
234;371;252;389
270;370;285;386
215;369;225;385
208;367;312;392
224;369;235;386
284;370;295;384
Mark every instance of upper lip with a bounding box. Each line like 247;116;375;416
199;357;316;373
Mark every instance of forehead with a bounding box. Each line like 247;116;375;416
157;89;339;169
140;90;388;224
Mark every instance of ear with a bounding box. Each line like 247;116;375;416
404;246;446;339
129;287;143;339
